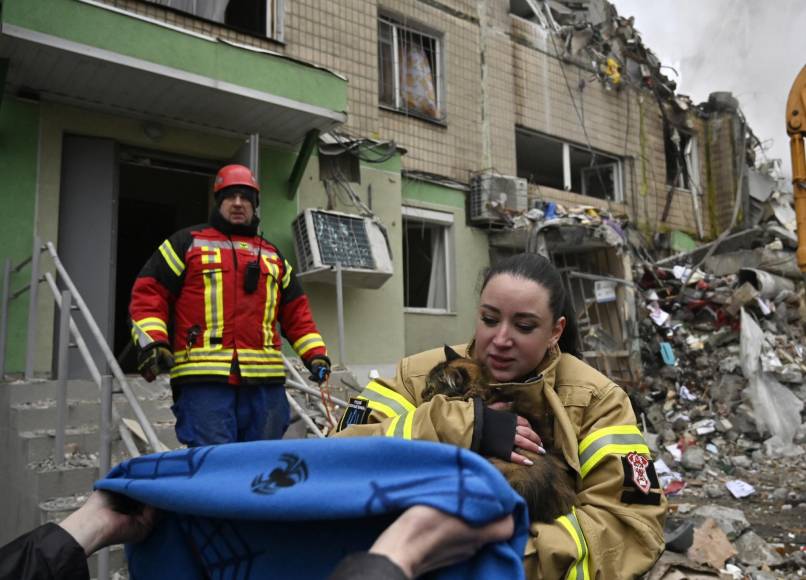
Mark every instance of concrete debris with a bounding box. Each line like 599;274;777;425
733;531;784;568
629;186;806;576
690;506;750;541
687;518;737;570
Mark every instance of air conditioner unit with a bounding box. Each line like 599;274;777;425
292;209;393;289
469;173;528;225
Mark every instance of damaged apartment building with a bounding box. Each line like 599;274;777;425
0;0;767;386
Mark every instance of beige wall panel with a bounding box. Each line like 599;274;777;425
296;161;407;367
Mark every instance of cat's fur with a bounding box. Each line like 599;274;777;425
423;345;576;523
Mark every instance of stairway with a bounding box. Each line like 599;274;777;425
0;375;179;577
0;367;356;577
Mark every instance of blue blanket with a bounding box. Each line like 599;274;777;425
95;438;528;579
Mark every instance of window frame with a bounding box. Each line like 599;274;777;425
515;128;625;202
140;0;285;42
378;14;445;123
664;125;701;194
401;206;454;314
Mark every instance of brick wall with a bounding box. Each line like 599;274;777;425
97;0;743;238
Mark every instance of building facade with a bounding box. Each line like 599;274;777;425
0;0;754;382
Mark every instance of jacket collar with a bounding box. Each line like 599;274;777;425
465;341;562;388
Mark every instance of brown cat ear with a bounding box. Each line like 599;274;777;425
444;344;462;362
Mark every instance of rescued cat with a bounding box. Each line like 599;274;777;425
423;345;576;523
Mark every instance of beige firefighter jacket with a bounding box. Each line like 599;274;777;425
334;344;666;579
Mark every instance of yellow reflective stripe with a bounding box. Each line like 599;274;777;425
158;240;184;276
240;367;286;378
385;410;416;439
134;317;167;331
298;340;326;357
293;333;326;357
385;414;402;437
360;396;398;419
386;411;416;440
174;349;234;363
131;318;168;348
262;257;279;348
391;410;415;439
170;362;232;378
361;381;416;414
580;443;650;478
237;352;283;363
578;425;649;478
556;507;589;580
282;259;292;288
579;425;644;454
202;266;224;349
201;247;221;264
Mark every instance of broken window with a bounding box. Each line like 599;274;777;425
664;124;700;192
402;207;453;311
145;0;284;40
516;128;623;201
378;16;443;121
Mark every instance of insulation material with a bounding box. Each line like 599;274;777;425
740;309;803;455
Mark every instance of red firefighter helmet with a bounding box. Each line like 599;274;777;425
214;164;260;194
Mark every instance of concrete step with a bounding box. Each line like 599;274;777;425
10;397;175;431
3;379;101;405
33;461;100;502
39;492;91;524
30;449;131;501
2;376;173;405
19;422;180;463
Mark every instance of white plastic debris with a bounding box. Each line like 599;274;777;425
720;563;743;580
648;302;670;326
677;384;697;401
693;419;716;435
654;458;684;490
665;444;683;463
740;309;803;454
725;479;756;499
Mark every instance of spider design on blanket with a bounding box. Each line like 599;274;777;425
251;453;309;495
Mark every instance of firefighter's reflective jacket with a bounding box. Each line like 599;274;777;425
334;344;666;579
129;221;326;385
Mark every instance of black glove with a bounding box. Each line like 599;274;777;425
307;356;331;384
137;342;175;382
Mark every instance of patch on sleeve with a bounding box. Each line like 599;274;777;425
621;452;662;505
337;397;371;431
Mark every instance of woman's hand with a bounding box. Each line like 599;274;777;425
369;505;515;578
488;402;545;466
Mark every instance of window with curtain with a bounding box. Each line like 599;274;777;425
402;207;453;312
378;16;443;121
145;0;284;40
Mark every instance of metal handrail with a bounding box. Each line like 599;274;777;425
0;237;163;457
45;242;163;452
1;238;342;454
44;273;140;458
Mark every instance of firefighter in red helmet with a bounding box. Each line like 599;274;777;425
129;164;330;446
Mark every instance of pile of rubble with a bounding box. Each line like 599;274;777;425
630;191;806;577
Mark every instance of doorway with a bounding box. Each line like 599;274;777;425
114;151;217;372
